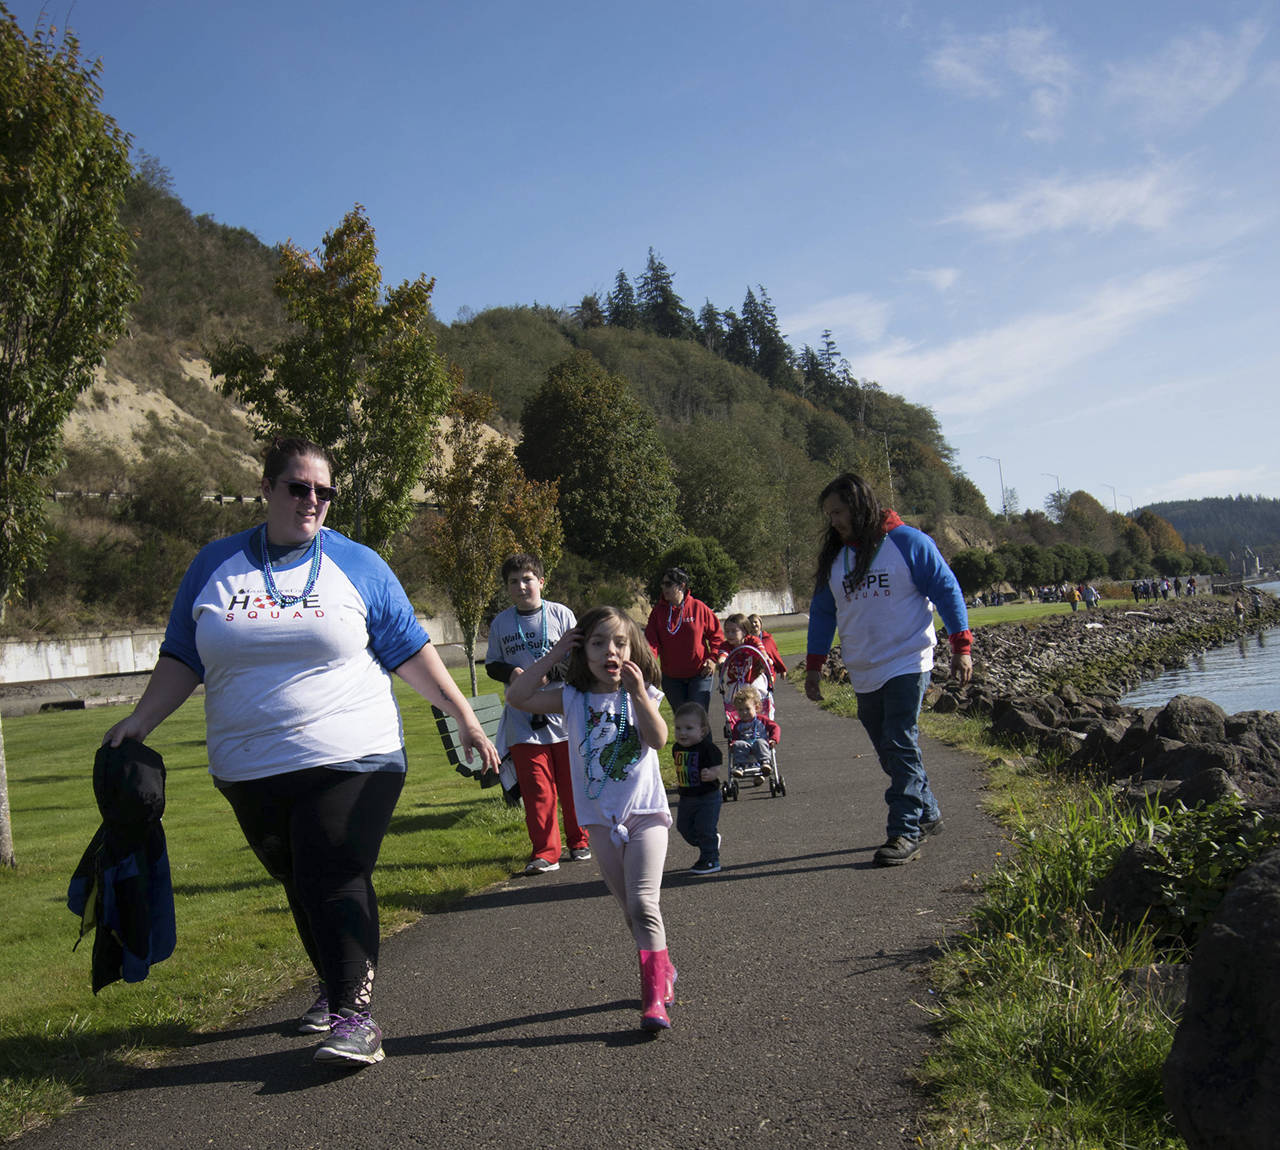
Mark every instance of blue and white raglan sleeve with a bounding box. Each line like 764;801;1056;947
329;534;430;669
894;527;970;638
157;535;255;679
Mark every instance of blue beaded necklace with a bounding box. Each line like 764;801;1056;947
582;690;637;799
514;604;548;656
260;525;324;607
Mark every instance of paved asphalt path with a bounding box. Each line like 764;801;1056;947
21;681;1004;1150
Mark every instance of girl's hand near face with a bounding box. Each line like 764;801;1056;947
548;626;581;663
618;659;646;697
622;662;667;749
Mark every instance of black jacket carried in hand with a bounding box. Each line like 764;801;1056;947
67;738;177;993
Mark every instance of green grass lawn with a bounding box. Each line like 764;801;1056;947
0;608;1132;1140
0;662;532;1138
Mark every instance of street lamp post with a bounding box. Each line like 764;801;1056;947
1103;483;1117;512
980;455;1006;517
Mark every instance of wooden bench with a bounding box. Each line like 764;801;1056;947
431;693;505;789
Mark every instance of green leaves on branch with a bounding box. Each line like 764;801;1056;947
517;351;680;572
419;387;562;692
646;537;740;613
209;204;449;554
0;10;136;620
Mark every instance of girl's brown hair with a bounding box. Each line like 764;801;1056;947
564;606;661;691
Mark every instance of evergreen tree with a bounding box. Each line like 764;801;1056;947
696;300;724;354
517;351;680;569
605;269;638;329
744;285;793;388
720;307;753;368
636;247;694;339
572;293;605;329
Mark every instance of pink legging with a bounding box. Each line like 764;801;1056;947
588;814;668;952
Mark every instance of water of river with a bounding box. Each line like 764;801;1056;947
1120;581;1280;714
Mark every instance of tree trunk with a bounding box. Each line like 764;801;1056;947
464;632;478;697
0;715;16;868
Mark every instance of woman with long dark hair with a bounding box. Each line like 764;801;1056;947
804;474;972;866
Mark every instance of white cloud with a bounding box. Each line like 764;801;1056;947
781;292;891;345
909;267;959;292
1106;20;1267;133
948;163;1193;240
927;23;1075;139
853;263;1210;417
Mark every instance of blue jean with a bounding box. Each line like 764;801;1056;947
855;671;939;840
662;672;714;714
676;789;722;864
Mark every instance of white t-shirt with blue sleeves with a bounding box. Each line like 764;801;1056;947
161;526;429;782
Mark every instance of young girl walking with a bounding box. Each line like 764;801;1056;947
506;606;677;1031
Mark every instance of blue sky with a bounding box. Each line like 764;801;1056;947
10;0;1279;516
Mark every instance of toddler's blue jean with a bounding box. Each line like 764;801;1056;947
855;671;939;840
676;789;722;863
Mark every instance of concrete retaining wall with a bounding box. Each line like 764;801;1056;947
1;590;800;686
1;615;467;686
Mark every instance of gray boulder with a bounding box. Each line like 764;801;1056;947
1164;849;1280;1148
1156;695;1228;745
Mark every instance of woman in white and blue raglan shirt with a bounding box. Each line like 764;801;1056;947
804;473;973;867
104;437;499;1068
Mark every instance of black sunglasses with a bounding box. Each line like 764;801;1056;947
282;481;337;503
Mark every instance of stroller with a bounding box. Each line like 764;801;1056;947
717;639;787;800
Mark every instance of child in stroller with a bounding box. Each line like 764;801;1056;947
728;686;780;780
718;614;774;719
718;614;786;798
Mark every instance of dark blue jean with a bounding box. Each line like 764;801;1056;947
662;672;714;714
855;671;939;840
676;789;722;863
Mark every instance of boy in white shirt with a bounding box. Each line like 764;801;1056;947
485;554;589;874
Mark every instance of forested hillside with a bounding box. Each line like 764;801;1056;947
1143;496;1280;570
17;170;1236;635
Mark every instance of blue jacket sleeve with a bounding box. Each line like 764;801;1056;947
806;580;838;669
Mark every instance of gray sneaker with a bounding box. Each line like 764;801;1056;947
298;984;330;1033
569;847;592;861
313;1011;385;1065
874;835;922;867
524;857;560;875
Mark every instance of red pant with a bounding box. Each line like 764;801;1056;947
511;741;588;861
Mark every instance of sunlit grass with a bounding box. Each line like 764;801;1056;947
0;666;528;1139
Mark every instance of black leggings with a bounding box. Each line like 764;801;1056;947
220;767;404;1014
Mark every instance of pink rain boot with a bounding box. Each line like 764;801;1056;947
639;949;673;1030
